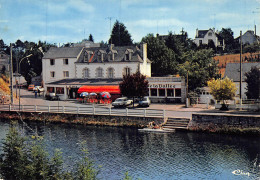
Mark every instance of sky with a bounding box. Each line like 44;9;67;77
0;0;260;45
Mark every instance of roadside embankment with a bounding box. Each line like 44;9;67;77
189;113;260;135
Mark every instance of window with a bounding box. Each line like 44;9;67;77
208;32;212;36
50;59;55;65
199;40;202;45
159;89;165;96
47;87;54;93
63;58;68;65
107;68;114;78
96;67;103;78
175;89;181;97
167;89;174;97
50;71;55;78
123;67;131;76
63;71;69;78
151;88;157;96
56;87;64;94
125;54;130;60
83;68;89;78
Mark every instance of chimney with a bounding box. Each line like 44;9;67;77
142;43;147;63
255;25;257;36
110;44;114;50
196;28;198;37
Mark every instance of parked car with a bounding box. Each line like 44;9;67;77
112;97;133;108
33;86;44;92
45;92;59;101
138;96;151;107
28;84;35;91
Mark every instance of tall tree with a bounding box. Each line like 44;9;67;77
88;34;94;42
141;34;178;76
219;28;235;53
245;66;260;99
119;72;149;107
178;49;220;92
109;20;133;46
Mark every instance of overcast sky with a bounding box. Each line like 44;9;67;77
0;0;259;45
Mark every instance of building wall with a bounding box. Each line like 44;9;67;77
75;62;140;78
194;30;219;47
42;57;77;84
240;31;257;45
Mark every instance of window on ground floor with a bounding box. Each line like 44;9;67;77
56;87;64;94
150;88;157;96
47;87;54;93
159;89;165;96
167;89;174;97
175;88;181;97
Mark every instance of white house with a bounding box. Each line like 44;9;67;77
42;44;151;100
194;28;225;50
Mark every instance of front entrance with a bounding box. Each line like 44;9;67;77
68;88;78;99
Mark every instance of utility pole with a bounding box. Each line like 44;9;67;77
9;43;13;104
239;31;242;107
106;17;114;44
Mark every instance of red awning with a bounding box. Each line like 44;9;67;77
77;85;121;94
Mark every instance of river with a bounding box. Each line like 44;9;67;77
0;120;259;180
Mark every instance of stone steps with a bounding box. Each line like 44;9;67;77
162;117;190;130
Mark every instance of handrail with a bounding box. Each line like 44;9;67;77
0;104;165;118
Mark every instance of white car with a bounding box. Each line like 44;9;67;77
112;97;133;108
33;86;44;92
138;96;151;107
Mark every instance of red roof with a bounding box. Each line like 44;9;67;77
78;85;121;94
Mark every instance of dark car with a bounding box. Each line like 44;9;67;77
45;92;59;101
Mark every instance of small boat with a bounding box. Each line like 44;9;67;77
138;127;175;133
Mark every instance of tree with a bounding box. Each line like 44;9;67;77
141;34;178;76
208;77;237;110
219;28;235;53
88;34;94;42
109;20;133;46
245;66;260;99
178;49;220;92
119;72;149;107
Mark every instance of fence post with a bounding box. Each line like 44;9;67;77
62;106;65;113
206;97;209;109
109;107;111;116
35;105;37;112
126;108;128;116
163;109;165;119
93;104;95;115
9;104;11;111
22;105;24;112
77;106;79;114
48;105;50;113
144;109;146;117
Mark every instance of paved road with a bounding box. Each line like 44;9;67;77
10;88;215;118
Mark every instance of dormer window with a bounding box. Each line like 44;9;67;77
108;50;117;61
97;50;105;62
125;49;133;61
208;32;212;36
84;50;93;62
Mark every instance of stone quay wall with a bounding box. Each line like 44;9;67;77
189;113;260;130
0;111;164;128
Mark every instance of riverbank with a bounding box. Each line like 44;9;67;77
1;111;260;136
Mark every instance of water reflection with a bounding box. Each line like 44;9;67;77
0;121;259;180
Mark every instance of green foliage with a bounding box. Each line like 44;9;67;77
219;28;236;53
89;34;94;42
141;34;178;76
109;20;133;46
208;77;237;103
120;72;149;99
245;66;260;99
0;125;100;180
178;49;220;92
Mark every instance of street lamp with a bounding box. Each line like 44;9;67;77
18;54;32;111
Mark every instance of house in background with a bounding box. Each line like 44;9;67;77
0;51;10;74
224;62;260;99
194;28;225;50
236;29;260;45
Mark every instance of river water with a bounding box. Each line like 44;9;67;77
0;120;259;180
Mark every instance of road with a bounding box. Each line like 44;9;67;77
11;88;214;118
